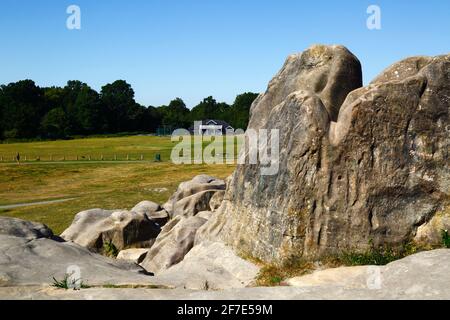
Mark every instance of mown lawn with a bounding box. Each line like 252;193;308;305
0;135;236;234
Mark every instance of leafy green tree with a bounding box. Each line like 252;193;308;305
0;86;4;139
44;86;65;110
229;92;259;129
0;80;45;138
144;106;162;132
100;80;136;132
73;85;104;134
157;98;190;129
60;81;104;134
40;108;68;139
189;96;230;122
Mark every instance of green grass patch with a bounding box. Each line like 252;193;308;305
253;242;422;287
100;284;169;289
103;241;119;258
255;257;316;287
52;274;90;290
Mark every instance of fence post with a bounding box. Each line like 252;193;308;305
101;154;104;161
114;155;117;161
50;155;53;161
141;154;144;161
88;155;91;161
127;154;129;161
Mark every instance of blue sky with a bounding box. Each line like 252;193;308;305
0;0;449;108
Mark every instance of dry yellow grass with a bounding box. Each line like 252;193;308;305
0;138;235;234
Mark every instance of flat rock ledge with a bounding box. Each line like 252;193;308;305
1;249;449;300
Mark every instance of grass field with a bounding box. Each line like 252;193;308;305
0;135;179;162
0;135;236;234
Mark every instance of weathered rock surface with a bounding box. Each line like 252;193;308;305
140;215;208;274
163;175;226;218
0;216;54;239
131;201;169;227
198;45;450;263
61;209;161;252
288;249;450;296
415;206;450;246
0;217;162;287
2;249;449;300
153;241;260;290
117;248;149;264
209;190;225;211
286;265;370;288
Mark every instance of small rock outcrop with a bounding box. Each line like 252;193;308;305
140;215;208;274
61;209;161;252
198;45;450;263
132;200;169;227
163;175;226;218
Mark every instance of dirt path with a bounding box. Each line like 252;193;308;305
0;198;77;210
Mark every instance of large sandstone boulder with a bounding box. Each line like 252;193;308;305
198;45;450;263
61;209;161;252
163;175;226;218
0;217;162;287
153;241;260;290
140;215;207;274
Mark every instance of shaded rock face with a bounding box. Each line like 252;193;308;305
415;206;450;246
0;217;53;240
198;45;450;263
61;209;161;252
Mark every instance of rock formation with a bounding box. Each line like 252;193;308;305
131;201;169;227
162;175;226;218
198;45;450;263
61;209;161;252
0;217;161;287
1;45;449;300
140;215;208;274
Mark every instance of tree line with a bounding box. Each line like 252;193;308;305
0;79;259;140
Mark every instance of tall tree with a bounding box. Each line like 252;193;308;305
229;92;259;129
40;107;68;139
73;85;104;134
157;98;190;129
100;80;136;132
189;96;230;122
0;80;45;138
